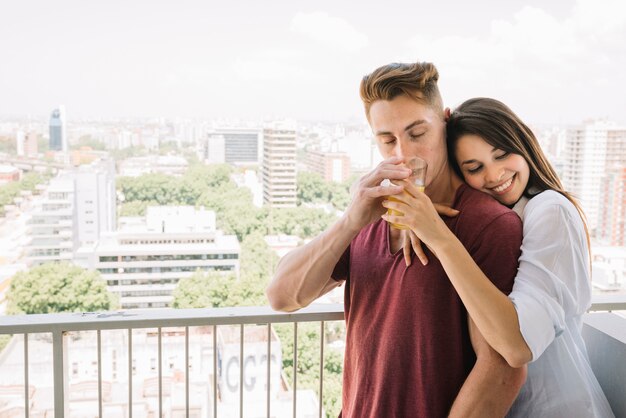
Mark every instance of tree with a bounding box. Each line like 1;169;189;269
6;262;118;314
0;171;53;216
72;135;106;151
297;171;331;204
297;171;354;212
269;207;335;238
119;200;154;216
172;233;277;309
172;271;239;309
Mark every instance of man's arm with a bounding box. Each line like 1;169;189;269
265;216;357;312
266;156;410;312
449;317;527;418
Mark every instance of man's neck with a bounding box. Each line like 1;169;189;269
425;168;464;206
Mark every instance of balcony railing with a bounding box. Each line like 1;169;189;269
1;297;625;418
0;304;344;418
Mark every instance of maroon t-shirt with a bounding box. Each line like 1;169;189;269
332;184;522;418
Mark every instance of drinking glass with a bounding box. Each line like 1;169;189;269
387;157;428;230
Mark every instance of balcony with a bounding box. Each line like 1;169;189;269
1;298;625;418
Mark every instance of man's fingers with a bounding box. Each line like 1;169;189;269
411;232;429;266
367;184;404;199
433;203;460;217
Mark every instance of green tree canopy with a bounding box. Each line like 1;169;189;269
0;171;53;216
172;232;277;309
6;262;118;315
297;171;353;211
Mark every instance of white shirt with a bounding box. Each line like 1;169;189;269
506;191;614;418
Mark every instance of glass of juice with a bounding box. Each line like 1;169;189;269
387;157;428;230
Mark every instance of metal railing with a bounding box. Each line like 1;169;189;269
1;296;625;418
0;304;344;418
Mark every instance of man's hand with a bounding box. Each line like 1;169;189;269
343;156;411;231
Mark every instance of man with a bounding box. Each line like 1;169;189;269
266;61;526;417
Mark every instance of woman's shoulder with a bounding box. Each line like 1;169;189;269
523;190;586;237
524;190;578;219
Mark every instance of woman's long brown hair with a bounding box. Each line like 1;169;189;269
447;97;592;266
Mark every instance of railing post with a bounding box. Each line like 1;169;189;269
293;322;297;418
52;330;67;417
24;333;29;418
319;321;324;418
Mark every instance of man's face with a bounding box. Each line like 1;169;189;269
368;95;447;189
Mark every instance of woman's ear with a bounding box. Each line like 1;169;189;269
444;107;451;121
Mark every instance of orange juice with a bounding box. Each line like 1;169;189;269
387;185;425;230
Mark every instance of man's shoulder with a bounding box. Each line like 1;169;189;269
453;185;522;244
455;184;518;224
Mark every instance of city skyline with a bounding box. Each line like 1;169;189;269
0;0;625;125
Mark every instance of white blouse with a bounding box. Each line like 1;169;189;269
506;191;614;418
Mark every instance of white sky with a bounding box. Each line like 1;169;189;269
1;0;625;125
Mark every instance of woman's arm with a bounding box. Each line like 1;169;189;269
384;186;586;368
449;317;527;417
382;182;532;367
435;234;533;367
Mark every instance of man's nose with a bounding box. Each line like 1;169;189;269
393;142;407;159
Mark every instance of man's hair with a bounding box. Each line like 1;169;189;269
360;61;443;119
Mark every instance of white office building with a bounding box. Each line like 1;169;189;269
262;122;297;208
24;178;75;265
24;159;116;265
79;206;240;309
204;127;262;166
15;130;25;156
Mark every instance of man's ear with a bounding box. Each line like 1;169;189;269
444;107;451;121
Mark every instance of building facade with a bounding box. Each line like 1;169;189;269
24;159;116;265
49;106;67;152
304;148;351;183
562;121;626;234
262;123;297;208
81;206;240;309
598;167;626;246
204;127;262;166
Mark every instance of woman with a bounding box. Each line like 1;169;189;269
382;97;614;417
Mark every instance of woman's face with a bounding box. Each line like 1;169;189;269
455;134;530;206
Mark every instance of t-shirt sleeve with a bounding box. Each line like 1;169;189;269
467;212;523;295
331;245;350;283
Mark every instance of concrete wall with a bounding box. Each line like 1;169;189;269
582;312;626;417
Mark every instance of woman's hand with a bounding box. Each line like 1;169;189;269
382;180;459;266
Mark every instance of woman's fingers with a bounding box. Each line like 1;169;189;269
433;203;460;217
410;231;429;266
401;230;429;267
402;230;412;267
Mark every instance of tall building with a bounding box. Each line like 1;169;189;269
204;128;261;165
77;206;240;309
204;134;226;164
24;177;75;265
562;121;626;234
49;106;67;152
73;159;117;247
15;130;25;156
598;167;626;246
25;159;116;265
305;148;351;183
24;132;38;157
262;122;297;208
